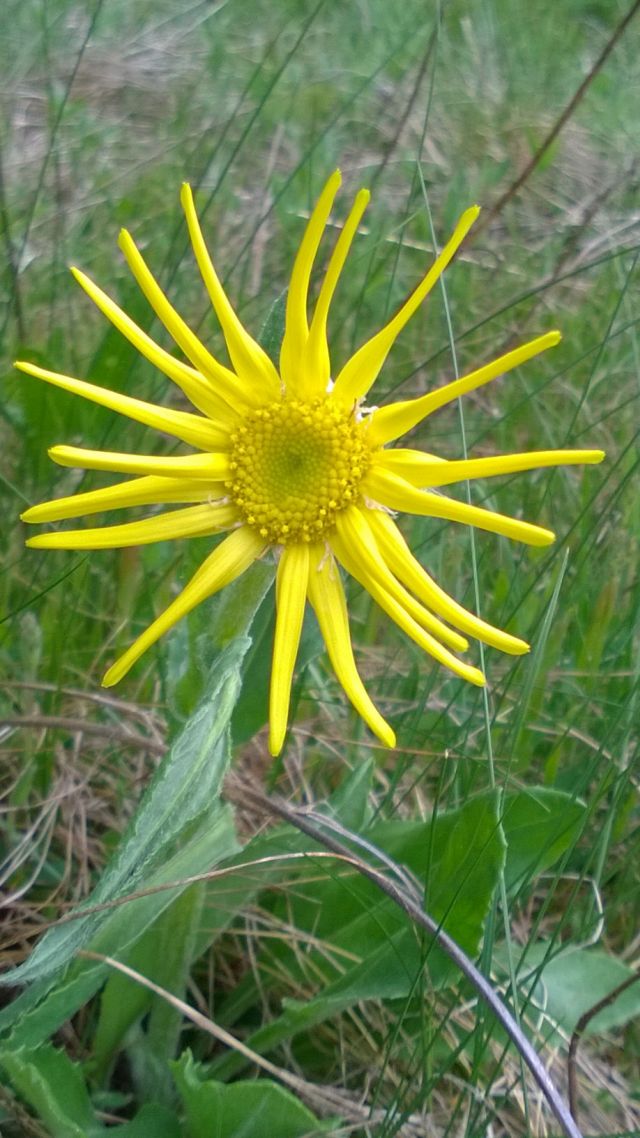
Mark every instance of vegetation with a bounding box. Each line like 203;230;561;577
1;0;639;1135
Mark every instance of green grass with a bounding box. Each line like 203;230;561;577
1;0;639;1135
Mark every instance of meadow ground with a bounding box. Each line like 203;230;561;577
1;1;639;1135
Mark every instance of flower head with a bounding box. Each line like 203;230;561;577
18;171;604;754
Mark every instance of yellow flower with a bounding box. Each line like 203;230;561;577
18;171;604;755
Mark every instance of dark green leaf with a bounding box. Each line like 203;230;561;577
0;1044;102;1138
258;290;287;363
92;886;205;1086
524;946;640;1036
110;1104;181;1138
172;1050;332;1137
210;794;505;1081
1;637;248;991
500;788;587;892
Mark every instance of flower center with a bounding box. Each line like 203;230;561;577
227;398;372;543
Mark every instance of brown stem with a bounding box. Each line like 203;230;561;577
0;715;165;757
567;966;640;1125
475;0;640;233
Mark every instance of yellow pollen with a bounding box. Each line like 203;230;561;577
228;397;373;543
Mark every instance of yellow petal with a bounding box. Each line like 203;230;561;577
333;205;480;406
280;170;342;393
333;507;468;652
70;267;239;425
102;527;266;685
367;509;529;655
364;467;556;546
14;361;227;451
49;445;229;480
307;544;395;747
268;544;310;756
375;447;605;487
118;229;259;407
180;184;281;399
26;502;236;550
369;331;561;445
21;475;224;524
375;448;447;481
300;187;370;398
331;525;485;687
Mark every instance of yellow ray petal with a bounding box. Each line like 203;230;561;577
48;445;229;480
180;184;281;399
70;267;239;425
102;526;266;686
364;467;555;546
367;509;529;655
279;170;342;392
369;331;561;445
331;527;485;687
21;475;224;524
333;507;468;651
300;187;370;398
268;544;310;756
307;544;395;748
26;502;236;550
14;361;227;451
375;447;605;487
374;449;446;483
118;229;260;408
333;205;480;407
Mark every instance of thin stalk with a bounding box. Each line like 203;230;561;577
237;784;585;1138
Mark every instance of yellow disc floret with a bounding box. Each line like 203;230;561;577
227;397;373;543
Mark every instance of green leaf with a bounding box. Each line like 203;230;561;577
172;1050;332;1138
321;757;374;830
0;1045;181;1138
0;620;273;1050
91;950;155;1082
231;596;324;747
0;967;111;1053
258;289;287;363
109;1104;181;1138
166;559;276;743
525;946;640;1036
210;794;505;1081
1;637;247;992
4;807;238;1052
230;576;276;745
500;788;587;892
92;885;205;1086
508;553;568;771
0;1044;102;1138
191;752;375;967
309;791;506;964
143;890;204;1078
